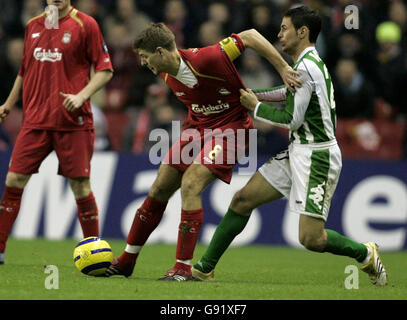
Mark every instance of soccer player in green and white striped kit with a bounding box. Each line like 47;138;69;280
191;6;387;286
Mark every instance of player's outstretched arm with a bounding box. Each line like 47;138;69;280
240;88;294;130
238;29;301;92
252;85;287;102
240;67;313;131
0;75;22;123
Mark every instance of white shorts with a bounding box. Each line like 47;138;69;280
258;141;342;221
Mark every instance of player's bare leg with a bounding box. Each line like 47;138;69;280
69;177;99;238
69;177;92;199
180;163;217;210
5;172;31;189
148;164;183;202
0;172;31;264
160;163;216;281
192;172;283;280
106;164;183;277
298;215;327;252
229;171;284;215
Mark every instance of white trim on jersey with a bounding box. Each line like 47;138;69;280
175;58;198;88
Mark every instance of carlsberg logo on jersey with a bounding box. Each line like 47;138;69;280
191;101;229;115
33;48;62;62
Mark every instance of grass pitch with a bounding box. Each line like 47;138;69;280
0;238;406;300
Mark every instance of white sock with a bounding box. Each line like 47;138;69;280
177;259;191;265
361;247;371;265
125;244;142;255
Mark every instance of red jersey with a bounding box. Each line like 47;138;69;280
161;34;253;130
18;7;113;131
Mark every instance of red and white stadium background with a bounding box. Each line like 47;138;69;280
0;151;406;251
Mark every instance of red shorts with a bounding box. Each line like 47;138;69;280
9;128;95;178
163;119;253;183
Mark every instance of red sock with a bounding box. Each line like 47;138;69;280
176;208;203;261
0;187;24;253
126;196;167;246
119;196;167;267
76;192;99;238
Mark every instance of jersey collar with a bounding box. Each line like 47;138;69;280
59;6;75;21
295;46;316;63
174;57;198;88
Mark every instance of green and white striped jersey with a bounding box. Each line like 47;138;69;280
253;47;337;145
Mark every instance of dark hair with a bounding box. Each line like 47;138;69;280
284;6;321;43
133;22;176;52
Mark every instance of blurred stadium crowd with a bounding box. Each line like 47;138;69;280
0;0;406;160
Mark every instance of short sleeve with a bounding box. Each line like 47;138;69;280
85;17;113;73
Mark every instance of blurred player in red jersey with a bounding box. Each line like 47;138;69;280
105;22;300;280
0;0;113;264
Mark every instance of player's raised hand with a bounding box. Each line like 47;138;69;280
60;92;86;112
281;65;302;93
239;88;259;112
0;104;11;123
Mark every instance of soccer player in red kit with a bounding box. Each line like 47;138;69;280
105;23;300;280
0;0;113;264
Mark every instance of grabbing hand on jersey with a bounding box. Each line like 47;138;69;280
281;65;302;93
60;92;86;112
239;88;258;112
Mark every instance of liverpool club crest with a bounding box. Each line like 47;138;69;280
62;32;71;44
